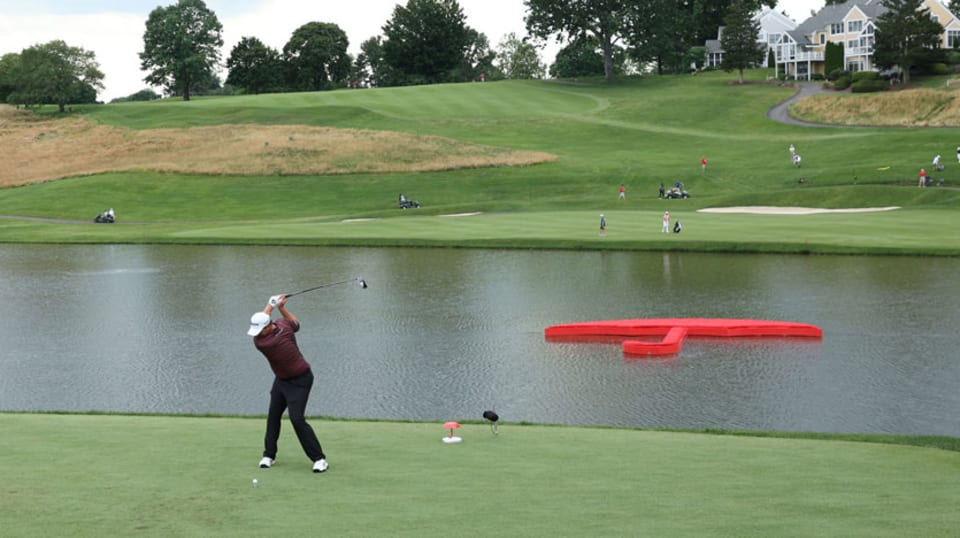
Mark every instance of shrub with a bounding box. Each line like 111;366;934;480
851;79;888;93
811;73;825;81
930;63;951;76
833;76;852;90
852;71;879;82
827;68;850;81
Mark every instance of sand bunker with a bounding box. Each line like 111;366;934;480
698;206;900;215
438;212;483;217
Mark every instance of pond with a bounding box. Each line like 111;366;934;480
1;244;958;436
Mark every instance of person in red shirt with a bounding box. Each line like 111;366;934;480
919;168;927;188
701;156;707;172
248;295;328;473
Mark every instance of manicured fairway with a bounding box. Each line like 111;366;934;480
3;413;959;537
2;70;959;255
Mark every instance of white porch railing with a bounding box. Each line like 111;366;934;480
777;51;824;62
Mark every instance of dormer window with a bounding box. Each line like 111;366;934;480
848;20;863;32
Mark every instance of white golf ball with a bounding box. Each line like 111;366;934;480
252;479;258;487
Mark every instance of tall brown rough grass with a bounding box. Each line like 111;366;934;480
790;87;960;126
0;105;555;187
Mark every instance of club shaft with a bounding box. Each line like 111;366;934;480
286;278;360;297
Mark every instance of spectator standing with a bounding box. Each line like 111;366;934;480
619;184;625;200
700;156;707;172
919;168;927;187
661;211;670;233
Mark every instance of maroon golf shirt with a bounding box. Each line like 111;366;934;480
253;318;311;379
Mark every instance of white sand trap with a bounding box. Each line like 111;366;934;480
438;212;483;217
341;218;381;223
698;206;900;215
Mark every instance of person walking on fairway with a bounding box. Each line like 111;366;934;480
248;295;328;473
599;213;606;236
662;211;670;233
700;156;707;172
619;184;625;200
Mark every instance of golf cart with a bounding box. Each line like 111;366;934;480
665;187;690;199
398;194;420;209
94;209;116;223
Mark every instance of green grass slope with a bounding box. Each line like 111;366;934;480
3;413;959;537
3;69;959;254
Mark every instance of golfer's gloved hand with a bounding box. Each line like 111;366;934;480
269;295;282;307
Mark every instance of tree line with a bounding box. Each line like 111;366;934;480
0;0;951;107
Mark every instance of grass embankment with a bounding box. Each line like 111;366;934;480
790;83;960;126
3;413;959;537
1;70;958;254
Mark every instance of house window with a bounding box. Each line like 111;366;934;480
820;33;826;45
847;20;863;33
831;23;843;34
847;60;864;72
949;30;960;48
932;15;939;24
848;39;858;50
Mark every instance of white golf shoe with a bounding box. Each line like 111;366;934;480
312;458;328;473
259;457;275;468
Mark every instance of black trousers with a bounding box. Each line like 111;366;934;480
263;369;325;462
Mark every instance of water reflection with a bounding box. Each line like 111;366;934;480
1;244;958;436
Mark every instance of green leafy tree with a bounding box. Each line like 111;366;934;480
382;0;471;85
10;40;103;111
226;37;284;94
356;36;393;87
140;0;223;101
549;36;606;78
629;0;696;74
0;53;20;103
720;0;762;84
874;0;943;84
283;22;351;91
455;29;498;81
525;0;634;81
495;33;546;79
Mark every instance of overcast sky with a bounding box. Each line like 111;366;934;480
0;0;825;102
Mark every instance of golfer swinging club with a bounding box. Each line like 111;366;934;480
248;294;328;473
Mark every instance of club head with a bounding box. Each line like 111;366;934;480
359;279;368;289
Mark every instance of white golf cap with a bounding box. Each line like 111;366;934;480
248;312;271;336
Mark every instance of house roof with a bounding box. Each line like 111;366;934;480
788;0;888;45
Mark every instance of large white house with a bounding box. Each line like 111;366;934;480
704;8;799;68
771;0;960;79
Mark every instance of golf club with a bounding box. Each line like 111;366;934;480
272;277;368;304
